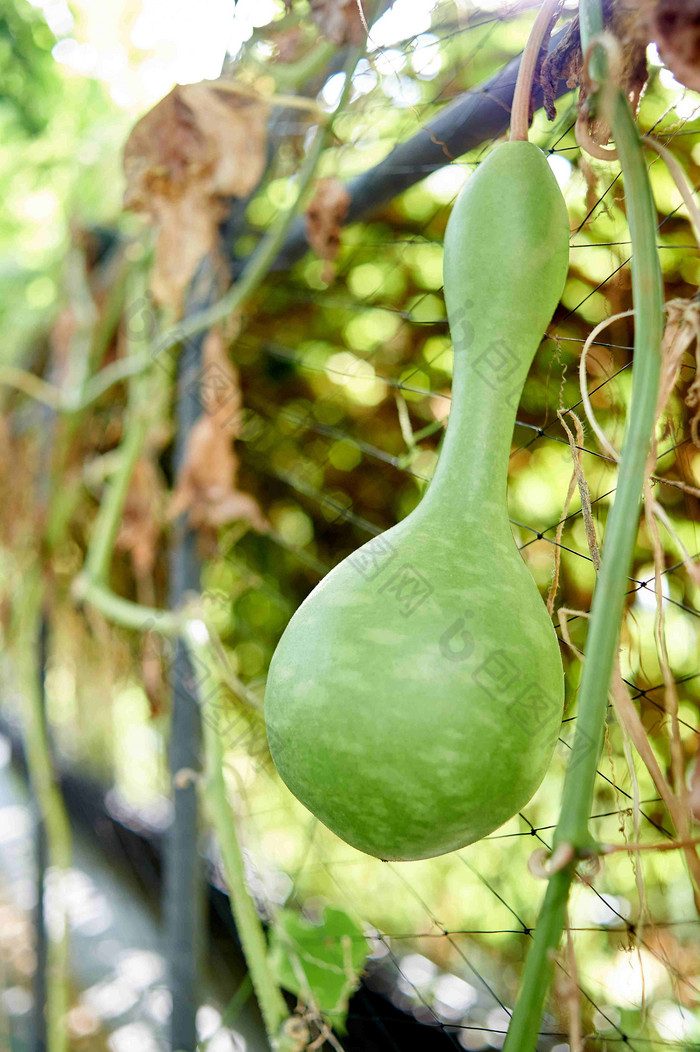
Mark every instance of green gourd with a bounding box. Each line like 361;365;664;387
264;140;570;861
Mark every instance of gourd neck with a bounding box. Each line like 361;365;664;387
419;138;570;533
422;333;523;525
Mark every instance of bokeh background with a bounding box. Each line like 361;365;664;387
2;0;700;1049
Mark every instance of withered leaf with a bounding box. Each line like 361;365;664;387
540;3;648;130
198;328;242;422
123;81;268;309
540;16;583;123
310;0;365;46
305;178;351;283
167;329;267;533
169;413;267;532
652;0;700;93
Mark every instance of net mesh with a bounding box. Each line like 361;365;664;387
3;2;700;1050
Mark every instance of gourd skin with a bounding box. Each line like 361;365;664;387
265;141;570;861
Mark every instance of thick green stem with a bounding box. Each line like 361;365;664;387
503;5;664;1049
73;577;180;634
501;865;573;1049
18;569;72;1052
510;0;560;142
83;411;148;584
578;1;604;70
13;249;99;1052
77;268;176;626
554;96;663;846
183;624;292;1048
0;366;61;408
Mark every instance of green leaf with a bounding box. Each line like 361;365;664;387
268;906;370;1033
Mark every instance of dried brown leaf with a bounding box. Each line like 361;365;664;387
310;0;365;45
305;178;351;283
200;328;243;422
540;2;648;130
652;0;700;92
169;413;267;533
540;15;581;121
124;83;268;211
123;81;268;309
143;190;227;310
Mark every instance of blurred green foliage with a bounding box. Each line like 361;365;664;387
0;0;57;134
3;0;700;1047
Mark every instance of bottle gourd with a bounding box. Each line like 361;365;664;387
264;141;570;860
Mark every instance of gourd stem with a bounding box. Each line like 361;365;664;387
503;3;664;1047
510;0;560;142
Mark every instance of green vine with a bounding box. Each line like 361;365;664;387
16;571;72;1052
502;2;665;1048
183;622;296;1050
